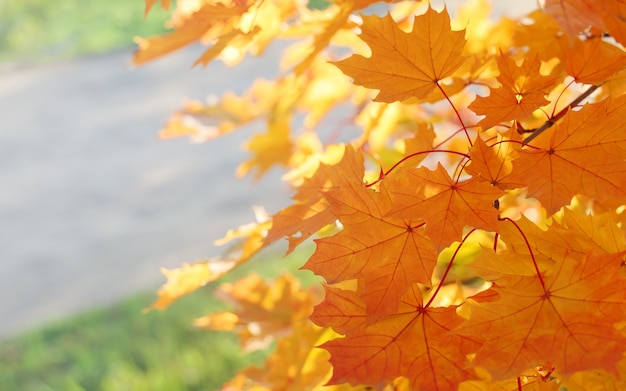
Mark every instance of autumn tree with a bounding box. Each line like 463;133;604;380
135;0;626;389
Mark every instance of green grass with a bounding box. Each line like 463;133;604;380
0;246;317;391
0;0;169;63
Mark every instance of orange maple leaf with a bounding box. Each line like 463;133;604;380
310;285;367;335
144;0;171;17
322;284;480;390
560;207;626;253
470;212;616;281
265;145;362;253
385;164;502;250
333;6;467;102
600;1;626;47
543;0;605;36
510;96;626;213
466;135;523;190
470;216;558;280
149;260;234;310
303;160;437;317
469;54;559;130
563;37;626;84
194;273;315;349
461;251;626;378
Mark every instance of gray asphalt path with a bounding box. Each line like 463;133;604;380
0;44;292;338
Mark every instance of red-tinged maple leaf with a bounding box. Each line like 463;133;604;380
303;162;437;317
460;251;626;379
322;284;481;390
385;163;502;251
333;6;467;102
510;95;626;214
133;2;249;65
563;37;626;84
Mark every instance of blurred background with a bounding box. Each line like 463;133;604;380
0;1;537;390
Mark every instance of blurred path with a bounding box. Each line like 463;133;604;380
0;44;292;337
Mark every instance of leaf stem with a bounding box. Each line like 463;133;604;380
489;139;542;150
424;228;477;309
522;84;600;146
366;149;469;187
499;217;546;291
436;81;473;146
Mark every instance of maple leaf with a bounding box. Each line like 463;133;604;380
310;285;367;334
192;27;261;67
322;284;480;390
470;215;598;280
601;1;626;47
470;88;548;131
236;117;294;179
560;207;626;253
461;251;626;378
543;0;605;36
563;37;626;84
466;135;523;190
510;96;626;213
512;10;568;63
303;155;437;317
469;54;559;130
293;2;353;75
333;6;467;102
194;273;315;349
141;0;626;388
144;0;171;17
385;164;502;251
133;2;250;65
149;260;235;310
265;144;361;253
561;361;626;390
224;321;337;390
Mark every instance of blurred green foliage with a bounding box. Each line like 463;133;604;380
0;0;331;63
0;0;169;62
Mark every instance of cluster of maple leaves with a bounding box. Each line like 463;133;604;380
136;0;626;389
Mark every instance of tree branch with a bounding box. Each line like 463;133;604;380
522;84;600;145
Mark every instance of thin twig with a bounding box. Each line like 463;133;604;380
522;84;600;145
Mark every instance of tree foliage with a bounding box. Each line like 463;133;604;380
135;0;626;389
